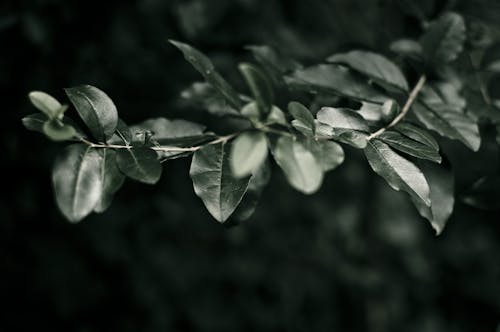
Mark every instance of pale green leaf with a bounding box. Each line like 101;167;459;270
316;107;369;132
271;136;323;194
43;119;77;141
288;101;315;135
28;91;62;118
230;132;268;178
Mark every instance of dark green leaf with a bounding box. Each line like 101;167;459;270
65;85;118;142
230;132;268;178
285;64;387;103
271;136;323;194
190;142;251;222
288;101;315;135
109;119;132;145
52;144;103;222
316;107;369;132
130;117;206;141
130;117;208;158
94;149;125;213
378;131;442;163
116;147;162;184
421;12;466;66
413;101;480;151
364;139;431;208
169;40;242;109
414;162;455;235
327;50;408;92
180;82;240;117
232;159;271;221
239;63;274;115
394;122;439;150
245;45;301;85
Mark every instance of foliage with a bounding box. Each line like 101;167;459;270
22;10;500;236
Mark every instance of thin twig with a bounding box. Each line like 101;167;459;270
79;133;238;153
367;74;427;140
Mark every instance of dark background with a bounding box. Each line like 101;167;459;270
2;0;500;331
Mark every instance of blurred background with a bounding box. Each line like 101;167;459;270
1;0;500;331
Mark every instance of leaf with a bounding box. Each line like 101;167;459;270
364;139;431;208
327;50;409;92
306;139;344;172
378;131;442;163
52;144;103;222
245;45;301;85
394;122;439;150
130;117;208;158
22;113;51;133
42;119;77;141
130;117;206;140
413;101;480;151
285;64;387;103
109;119;132;145
190;142;251;222
316;107;370;132
180;82;240;117
28;91;62;118
232;159;271;221
230;132;268;178
246;45;301;71
420;12;466;66
265;105;288;127
116;147;162;184
271;136;323;194
94;149;125;213
169;40;242;109
314;119;368;148
22;113;86;138
65;85;118;142
415;162;455;235
239;63;274;116
288;101;315;135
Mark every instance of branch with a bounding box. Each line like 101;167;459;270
367;74;427;140
80;133;237;153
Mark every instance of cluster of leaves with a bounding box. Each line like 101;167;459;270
22;11;500;234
